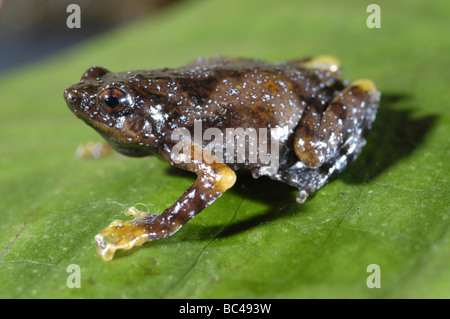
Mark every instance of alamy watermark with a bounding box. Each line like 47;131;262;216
170;120;282;172
67;4;381;30
366;4;381;29
366;264;381;288
66;264;81;288
66;4;81;29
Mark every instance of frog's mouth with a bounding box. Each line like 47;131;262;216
105;140;151;157
84;119;151;157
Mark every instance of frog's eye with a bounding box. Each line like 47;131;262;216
98;88;132;113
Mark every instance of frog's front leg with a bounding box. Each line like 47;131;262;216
95;142;236;261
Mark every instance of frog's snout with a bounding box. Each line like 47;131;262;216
64;87;85;116
64;87;79;105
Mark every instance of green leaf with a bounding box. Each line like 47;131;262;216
0;0;448;298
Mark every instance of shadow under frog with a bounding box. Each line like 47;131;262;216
163;168;297;242
339;93;437;185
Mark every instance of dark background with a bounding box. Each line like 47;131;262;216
0;0;179;73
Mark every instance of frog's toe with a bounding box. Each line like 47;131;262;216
350;78;379;97
296;189;311;204
124;206;158;220
301;55;341;73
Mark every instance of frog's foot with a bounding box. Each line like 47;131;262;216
95;206;160;261
75;141;112;159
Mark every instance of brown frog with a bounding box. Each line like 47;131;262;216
64;56;380;261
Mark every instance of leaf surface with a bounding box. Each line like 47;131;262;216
0;0;448;298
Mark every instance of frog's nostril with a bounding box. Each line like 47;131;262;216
64;88;79;103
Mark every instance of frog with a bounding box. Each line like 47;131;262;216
64;55;380;261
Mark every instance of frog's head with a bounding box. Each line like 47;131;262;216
64;66;159;157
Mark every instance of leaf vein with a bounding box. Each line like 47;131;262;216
0;210;34;262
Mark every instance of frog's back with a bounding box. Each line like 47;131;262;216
162;56;341;137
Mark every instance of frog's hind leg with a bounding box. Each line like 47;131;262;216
294;79;380;169
280;130;368;203
287;78;380;203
